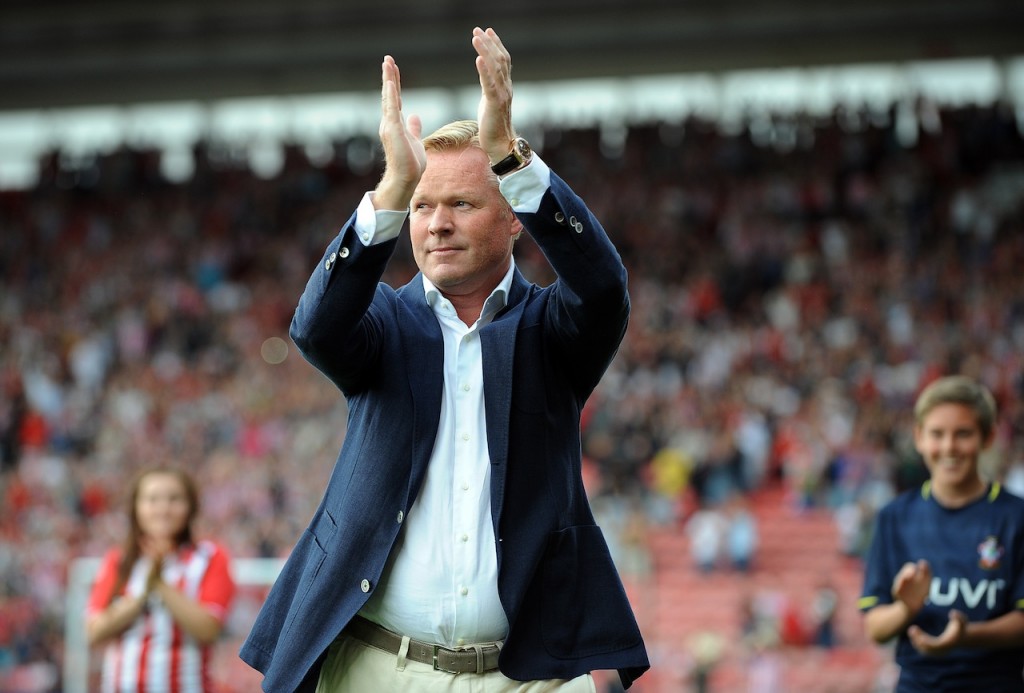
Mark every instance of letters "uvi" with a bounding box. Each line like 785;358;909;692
929;578;1006;610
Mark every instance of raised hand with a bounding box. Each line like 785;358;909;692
892;559;932;614
471;27;516;166
374;55;426;211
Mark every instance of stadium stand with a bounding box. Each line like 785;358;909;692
1;99;1023;691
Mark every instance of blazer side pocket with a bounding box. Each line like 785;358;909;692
540;524;643;658
279;509;337;641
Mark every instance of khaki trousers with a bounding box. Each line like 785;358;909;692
315;633;597;693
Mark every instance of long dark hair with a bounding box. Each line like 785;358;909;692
105;466;200;605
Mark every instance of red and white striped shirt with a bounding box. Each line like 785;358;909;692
87;541;236;693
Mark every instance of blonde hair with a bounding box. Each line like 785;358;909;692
914;375;997;440
422;119;482;153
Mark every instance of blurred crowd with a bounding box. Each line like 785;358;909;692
1;100;1024;690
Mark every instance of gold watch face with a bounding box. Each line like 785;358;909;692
515;138;532;161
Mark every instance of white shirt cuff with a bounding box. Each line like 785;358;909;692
354;191;407;246
499;156;551;214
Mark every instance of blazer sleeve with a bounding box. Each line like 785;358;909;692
289;213;400;396
516;170;630;397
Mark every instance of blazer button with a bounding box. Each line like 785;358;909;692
554;212;566;225
324;252;336;270
339;247;350;258
360;579;371;593
396;510;404;524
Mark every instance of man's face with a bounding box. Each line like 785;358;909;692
409;147;521;299
913;402;991;493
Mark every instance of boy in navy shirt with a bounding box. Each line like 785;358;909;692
859;375;1024;691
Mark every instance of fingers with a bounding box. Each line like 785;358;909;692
472;27;515;160
374;53;426;210
892;562;917;593
381;55;402;121
908;611;968;656
906;624;932;653
145;555;164;592
472;27;508;65
407;114;422;140
472;27;511;96
947;609;968;637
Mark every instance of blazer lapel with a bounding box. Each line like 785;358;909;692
480;269;530;524
396;277;443;503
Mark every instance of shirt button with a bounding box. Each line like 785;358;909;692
460;587;469;596
509;197;520;206
457;638;466;646
462;383;470;392
462;482;469;490
461;433;470;441
461;533;469;542
360;579;371;593
396;510;404;524
361;233;370;242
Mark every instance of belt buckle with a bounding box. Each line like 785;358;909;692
432;644;460;675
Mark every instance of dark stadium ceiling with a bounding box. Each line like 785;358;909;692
2;0;1022;112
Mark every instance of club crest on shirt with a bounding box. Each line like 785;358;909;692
977;536;1003;570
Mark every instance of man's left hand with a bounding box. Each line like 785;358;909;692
472;27;516;165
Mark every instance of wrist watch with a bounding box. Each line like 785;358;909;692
490;137;533;176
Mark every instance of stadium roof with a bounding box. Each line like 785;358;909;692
2;0;1022;111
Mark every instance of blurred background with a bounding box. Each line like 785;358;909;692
2;1;1024;691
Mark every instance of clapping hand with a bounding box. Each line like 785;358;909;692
908;609;968;656
373;55;426;211
471;27;517;165
140;536;172;595
892;559;931;614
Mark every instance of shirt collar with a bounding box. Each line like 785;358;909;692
921;480;1000;503
422;260;515;325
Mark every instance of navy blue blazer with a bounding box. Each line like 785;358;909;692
240;171;650;691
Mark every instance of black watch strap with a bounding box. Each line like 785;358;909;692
491;137;532;176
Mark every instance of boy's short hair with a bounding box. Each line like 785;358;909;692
914;375;997;440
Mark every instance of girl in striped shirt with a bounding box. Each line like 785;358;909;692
87;467;236;692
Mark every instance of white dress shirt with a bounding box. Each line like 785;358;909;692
353;156;550;646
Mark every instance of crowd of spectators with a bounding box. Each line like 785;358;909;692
1;98;1023;690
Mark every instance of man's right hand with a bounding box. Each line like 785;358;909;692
374;55;426;212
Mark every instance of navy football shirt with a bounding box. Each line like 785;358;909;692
860;482;1024;691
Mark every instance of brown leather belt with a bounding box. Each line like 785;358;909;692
344;616;502;675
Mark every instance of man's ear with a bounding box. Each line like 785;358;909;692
510;216;524;241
